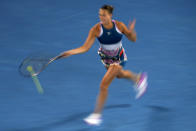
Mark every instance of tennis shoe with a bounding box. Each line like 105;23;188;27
135;72;148;99
84;113;102;126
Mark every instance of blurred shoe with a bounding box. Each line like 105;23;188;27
84;113;102;126
135;72;148;99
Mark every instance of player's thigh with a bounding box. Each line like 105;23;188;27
100;64;122;88
116;69;126;78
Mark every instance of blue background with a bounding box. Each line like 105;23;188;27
0;0;196;130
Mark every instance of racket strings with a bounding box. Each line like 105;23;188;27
19;54;53;77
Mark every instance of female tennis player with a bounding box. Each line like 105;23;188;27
56;5;148;125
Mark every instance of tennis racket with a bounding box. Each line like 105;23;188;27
18;53;61;77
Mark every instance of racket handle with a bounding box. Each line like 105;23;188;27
53;55;63;61
54;52;70;60
50;51;71;62
48;55;63;64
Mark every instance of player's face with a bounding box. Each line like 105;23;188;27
99;9;112;25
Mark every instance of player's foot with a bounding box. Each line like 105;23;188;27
135;72;148;99
84;113;102;126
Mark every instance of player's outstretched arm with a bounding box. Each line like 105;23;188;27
56;27;97;60
120;19;137;42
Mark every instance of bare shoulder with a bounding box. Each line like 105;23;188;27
115;20;125;33
90;23;101;37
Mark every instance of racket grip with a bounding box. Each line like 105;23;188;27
55;52;70;60
54;55;64;60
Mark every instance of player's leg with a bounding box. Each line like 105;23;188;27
116;69;140;83
94;64;122;114
117;69;148;99
84;64;122;125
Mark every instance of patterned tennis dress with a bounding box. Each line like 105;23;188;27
97;20;127;68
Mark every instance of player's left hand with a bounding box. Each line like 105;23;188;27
128;19;136;32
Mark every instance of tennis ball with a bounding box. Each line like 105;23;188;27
27;65;33;72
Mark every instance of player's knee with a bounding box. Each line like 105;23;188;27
100;84;108;92
100;80;107;89
100;78;110;91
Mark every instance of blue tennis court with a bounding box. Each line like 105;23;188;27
0;0;196;130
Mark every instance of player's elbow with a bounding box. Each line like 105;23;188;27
80;46;89;53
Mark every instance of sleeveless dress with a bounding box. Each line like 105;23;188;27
97;20;127;68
